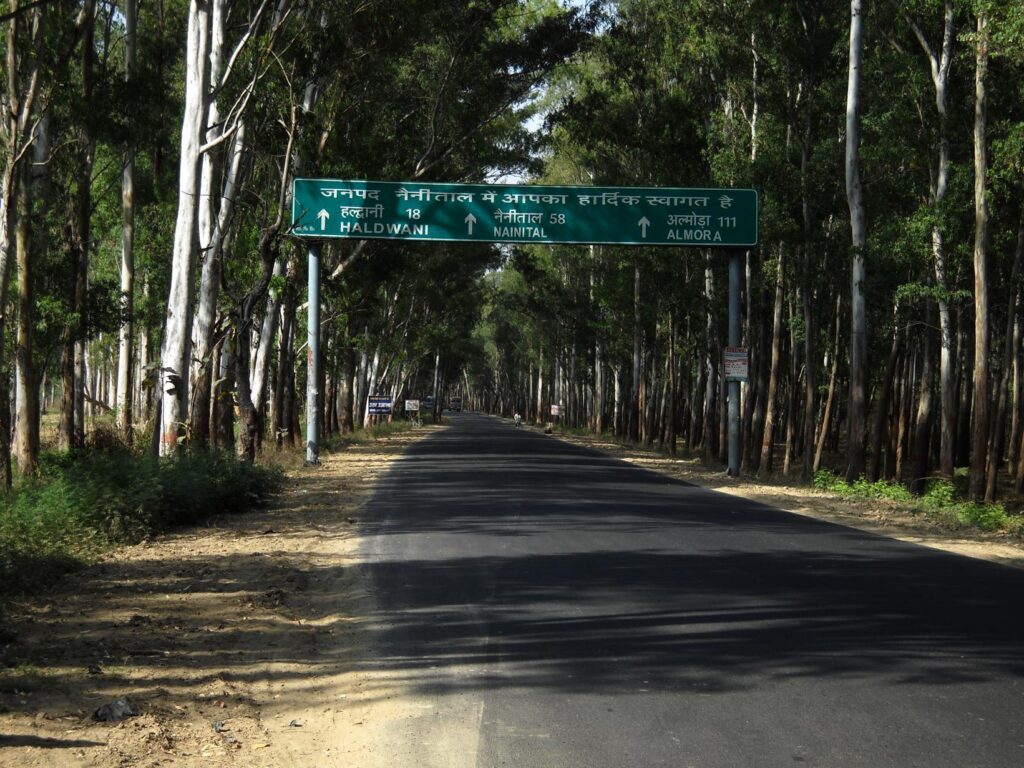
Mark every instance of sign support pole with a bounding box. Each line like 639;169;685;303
727;250;742;477
306;242;321;465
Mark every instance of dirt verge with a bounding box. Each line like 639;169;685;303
0;429;435;768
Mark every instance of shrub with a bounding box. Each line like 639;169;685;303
813;470;1012;534
0;448;283;596
955;503;1008;532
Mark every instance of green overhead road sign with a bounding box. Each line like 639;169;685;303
291;178;758;247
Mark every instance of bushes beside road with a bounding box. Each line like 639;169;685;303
0;447;282;596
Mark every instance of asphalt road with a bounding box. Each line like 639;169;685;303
359;413;1024;767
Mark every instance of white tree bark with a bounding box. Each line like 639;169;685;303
251;254;285;409
969;10;990;500
362;346;382;428
159;0;211;454
190;0;229;392
251;70;321;415
845;0;867;480
908;2;955;477
116;0;137;441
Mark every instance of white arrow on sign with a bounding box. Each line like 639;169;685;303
638;216;651;238
317;209;330;231
465;213;477;235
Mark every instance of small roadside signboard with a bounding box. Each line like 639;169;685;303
723;347;749;381
550;404;562;417
405;399;420;412
367;395;393;415
292;178;758;247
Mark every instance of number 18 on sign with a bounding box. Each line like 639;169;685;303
292;179;757;247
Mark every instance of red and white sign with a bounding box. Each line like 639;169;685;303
723;347;749;381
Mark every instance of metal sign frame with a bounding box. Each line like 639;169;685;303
300;179;755;476
292;178;758;248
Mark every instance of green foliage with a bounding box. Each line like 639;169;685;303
0;448;283;596
812;470;913;503
813;471;1014;534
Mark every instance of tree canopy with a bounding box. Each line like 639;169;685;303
0;0;1022;506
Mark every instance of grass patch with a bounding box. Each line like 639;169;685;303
0;447;283;597
321;418;423;453
813;470;1017;534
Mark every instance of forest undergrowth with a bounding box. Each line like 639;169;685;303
0;419;424;599
0;429;282;597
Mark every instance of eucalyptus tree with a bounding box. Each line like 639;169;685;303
904;0;959;478
2;1;107;476
116;0;138;442
844;0;868;481
966;5;990;501
158;0;286;456
3;2;47;480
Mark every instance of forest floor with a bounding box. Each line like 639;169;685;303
2;416;1023;768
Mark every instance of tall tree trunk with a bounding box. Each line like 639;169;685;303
0;0;47;486
759;249;785;475
984;206;1023;500
894;346;913;480
535;345;544;425
800;123;817;480
743;252;763;471
910;4;957;479
845;0;868;481
214;333;235;450
57;290;75;451
668;309;677;455
71;1;97;449
339;342;355;434
1009;312;1023;475
190;0;243;450
702;257;717;458
160;0;211;454
613;364;624;437
591;245;604;435
235;320;259;461
869;315;901;482
814;296;843;473
954;317;971;468
138;277;152;424
116;0;137;444
783;293;801;476
631;262;641;441
907;321;935;493
251;254;285;431
13;157;37;473
272;255;297;444
968;10;990;501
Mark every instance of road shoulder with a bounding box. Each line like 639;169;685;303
549;430;1024;570
0;429;436;768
